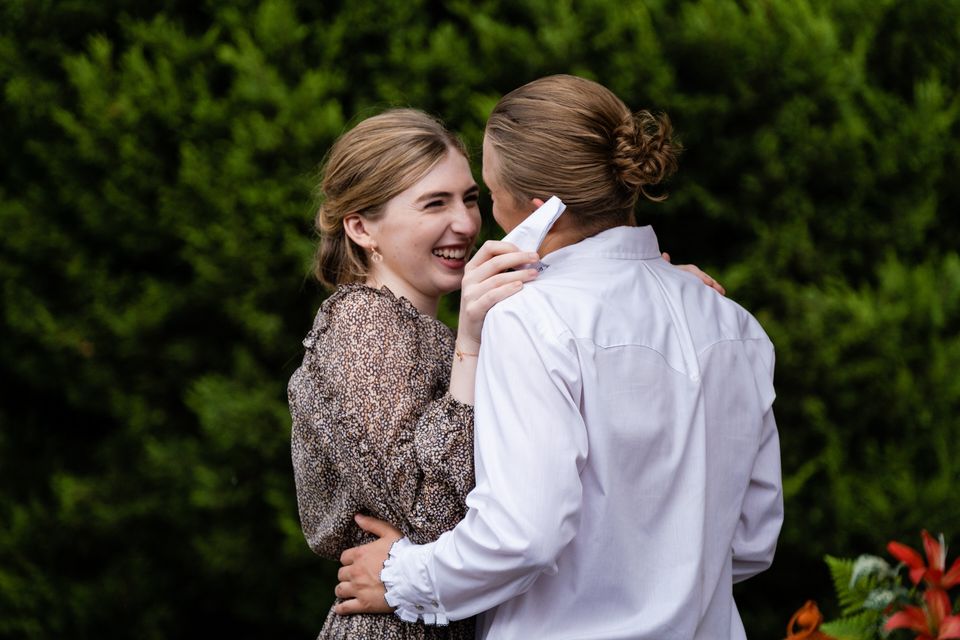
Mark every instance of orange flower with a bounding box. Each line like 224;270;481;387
884;588;960;640
785;600;836;640
888;530;960;591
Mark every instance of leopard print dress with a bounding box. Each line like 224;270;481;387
289;284;476;639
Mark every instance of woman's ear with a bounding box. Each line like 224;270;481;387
343;213;376;251
530;197;545;210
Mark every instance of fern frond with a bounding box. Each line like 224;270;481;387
825;555;860;615
819;611;880;640
824;554;895;616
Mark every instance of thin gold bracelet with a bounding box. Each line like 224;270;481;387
455;345;479;361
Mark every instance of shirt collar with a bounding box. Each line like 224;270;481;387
542;225;663;264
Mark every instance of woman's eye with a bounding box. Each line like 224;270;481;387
465;195;479;206
425;200;444;208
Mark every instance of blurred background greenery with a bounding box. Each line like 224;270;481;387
1;0;958;637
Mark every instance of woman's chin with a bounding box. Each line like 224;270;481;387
432;274;465;296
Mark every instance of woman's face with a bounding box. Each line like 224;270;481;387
482;136;534;233
366;148;481;307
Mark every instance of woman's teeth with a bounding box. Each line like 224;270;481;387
432;248;466;260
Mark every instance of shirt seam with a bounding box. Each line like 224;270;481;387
696;336;773;358
566;336;773;380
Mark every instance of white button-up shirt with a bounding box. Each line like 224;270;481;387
381;225;783;639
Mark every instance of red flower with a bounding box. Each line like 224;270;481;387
884;589;960;640
888;530;960;591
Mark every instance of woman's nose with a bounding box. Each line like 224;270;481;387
451;202;480;236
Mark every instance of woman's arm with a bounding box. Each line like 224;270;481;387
291;289;469;551
448;241;541;405
293;245;539;554
336;303;587;621
405;243;541;538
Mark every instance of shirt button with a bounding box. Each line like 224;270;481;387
431;600;439;607
415;605;424;611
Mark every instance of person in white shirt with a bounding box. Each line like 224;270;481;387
334;74;783;640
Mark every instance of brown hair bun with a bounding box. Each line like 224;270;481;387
611;110;681;202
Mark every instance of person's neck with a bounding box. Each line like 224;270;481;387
365;274;439;318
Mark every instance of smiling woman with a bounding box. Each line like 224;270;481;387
340;150;482;316
289;109;538;640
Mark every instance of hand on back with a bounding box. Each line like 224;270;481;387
662;252;726;296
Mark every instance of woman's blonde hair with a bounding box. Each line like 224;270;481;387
485;74;681;232
313;109;467;289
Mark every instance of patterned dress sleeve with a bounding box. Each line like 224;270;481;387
289;286;475;560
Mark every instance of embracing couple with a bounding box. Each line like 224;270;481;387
289;74;783;640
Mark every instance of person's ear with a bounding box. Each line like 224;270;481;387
530;197;545;210
343;213;377;251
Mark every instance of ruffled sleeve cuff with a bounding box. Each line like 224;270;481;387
437;391;474;428
381;537;450;625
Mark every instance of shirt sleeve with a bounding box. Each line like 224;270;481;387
731;341;784;583
290;290;474;560
381;300;588;623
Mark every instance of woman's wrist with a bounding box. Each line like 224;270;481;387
454;342;479;362
454;320;481;350
448;337;479;405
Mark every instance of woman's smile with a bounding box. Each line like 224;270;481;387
432;244;471;269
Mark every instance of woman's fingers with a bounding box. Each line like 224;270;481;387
466;250;539;284
354;514;402;539
460;269;539;310
466;240;535;271
334;599;358;615
662;251;726;296
469;268;539;296
456;240;542;345
461;269;538;312
458;269;537;339
335;581;353;600
473;279;527;310
468;240;522;263
457;269;538;345
675;263;726;296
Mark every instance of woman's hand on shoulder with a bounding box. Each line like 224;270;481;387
457;241;541;351
662;252;726;296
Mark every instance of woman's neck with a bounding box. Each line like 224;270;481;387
364;274;439;318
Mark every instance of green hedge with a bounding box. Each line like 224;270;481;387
1;0;957;637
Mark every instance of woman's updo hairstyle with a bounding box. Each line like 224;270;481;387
313;109;467;289
485;75;680;231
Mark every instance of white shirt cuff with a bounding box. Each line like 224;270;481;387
381;537;449;625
